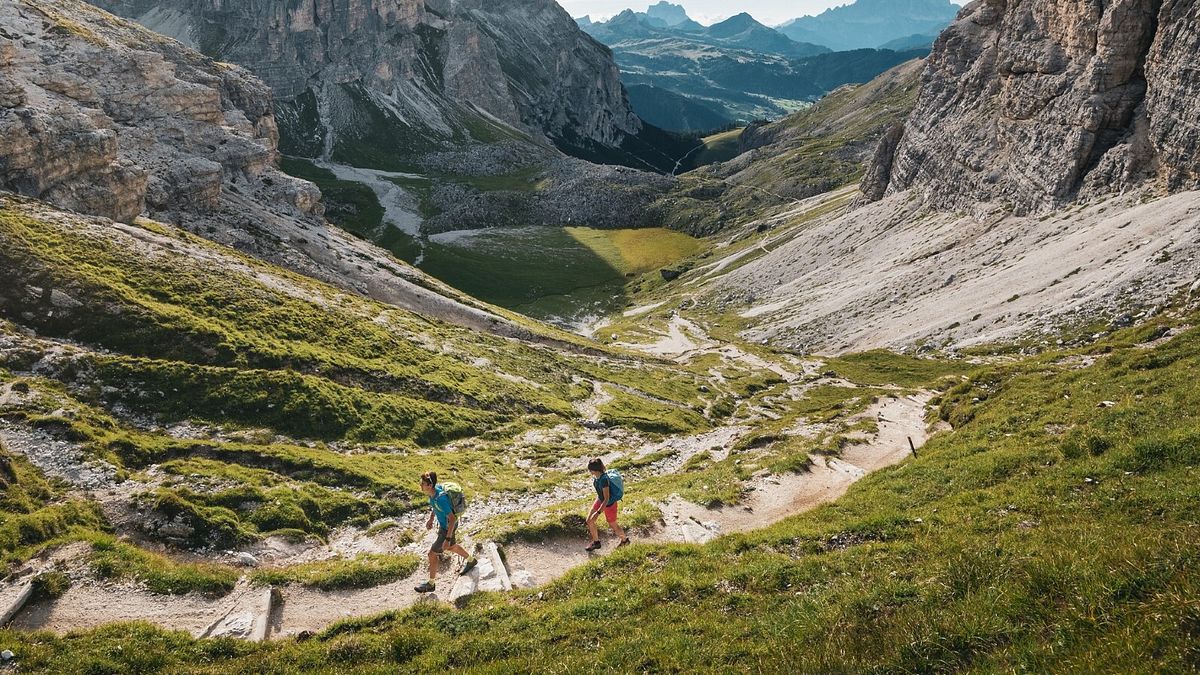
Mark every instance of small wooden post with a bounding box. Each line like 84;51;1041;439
907;436;917;457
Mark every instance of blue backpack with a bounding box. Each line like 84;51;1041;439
605;470;624;502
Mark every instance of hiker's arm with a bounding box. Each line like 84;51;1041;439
446;512;457;535
425;509;434;529
588;486;610;520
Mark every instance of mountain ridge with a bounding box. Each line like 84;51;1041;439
779;0;960;51
90;0;666;171
583;8;923;132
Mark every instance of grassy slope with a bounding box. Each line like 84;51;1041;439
0;195;721;570
676;127;746;173
653;60;924;236
418;226;702;324
7;319;1199;671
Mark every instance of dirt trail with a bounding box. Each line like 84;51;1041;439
4;305;936;640
7;391;934;639
11;579;263;638
503;392;931;585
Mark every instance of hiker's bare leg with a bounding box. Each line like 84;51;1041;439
586;515;600;541
447;543;470;559
427;551;440;580
608;520;627;540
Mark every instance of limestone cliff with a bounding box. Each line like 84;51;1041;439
863;0;1200;213
90;0;643;166
0;0;302;223
0;0;561;343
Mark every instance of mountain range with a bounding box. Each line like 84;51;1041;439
90;0;688;173
2;0;1200;668
779;0;961;51
581;5;925;132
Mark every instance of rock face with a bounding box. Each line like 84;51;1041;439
863;0;1200;214
0;0;296;223
0;0;563;344
89;0;642;162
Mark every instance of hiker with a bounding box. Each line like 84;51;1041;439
585;458;630;551
414;471;476;593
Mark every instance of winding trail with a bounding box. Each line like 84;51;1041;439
5;391;935;639
503;392;932;585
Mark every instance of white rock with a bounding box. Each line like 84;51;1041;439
510;570;536;589
1;649;13;661
236;552;259;567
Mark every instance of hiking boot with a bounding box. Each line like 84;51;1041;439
460;557;478;575
617;538;631;548
585;540;601;552
414;580;436;593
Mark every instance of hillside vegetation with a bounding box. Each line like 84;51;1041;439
0;195;724;562
4;304;1198;671
653;59;924;235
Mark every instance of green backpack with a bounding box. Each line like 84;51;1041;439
439;482;467;515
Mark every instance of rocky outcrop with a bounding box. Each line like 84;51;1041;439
863;0;1200;214
0;0;299;223
90;0;642;162
0;0;568;346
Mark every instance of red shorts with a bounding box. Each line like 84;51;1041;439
591;499;618;523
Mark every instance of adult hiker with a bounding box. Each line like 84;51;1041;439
414;471;476;593
585;458;630;551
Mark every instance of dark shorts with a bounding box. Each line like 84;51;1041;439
430;528;455;554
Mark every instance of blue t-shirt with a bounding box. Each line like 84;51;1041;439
593;473;616;506
429;486;454;529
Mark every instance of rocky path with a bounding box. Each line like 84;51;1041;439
502;392;931;586
5;391;933;639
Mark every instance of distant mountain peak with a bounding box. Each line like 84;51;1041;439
707;12;769;38
779;0;959;51
644;1;692;26
714;12;760;27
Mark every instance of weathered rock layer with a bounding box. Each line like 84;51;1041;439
90;0;641;159
0;0;561;344
0;0;302;223
864;0;1200;213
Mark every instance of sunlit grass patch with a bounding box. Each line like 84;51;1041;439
251;553;421;591
87;534;238;596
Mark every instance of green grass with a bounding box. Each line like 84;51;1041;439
823;349;972;388
417;226;701;326
251;554;421;591
596;387;708;435
679;128;745;171
10;319;1200;671
88;534;238;596
0;441;105;564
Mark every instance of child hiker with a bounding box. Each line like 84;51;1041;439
585;458;630;551
414;471;476;593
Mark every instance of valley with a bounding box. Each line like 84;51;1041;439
1;0;1199;671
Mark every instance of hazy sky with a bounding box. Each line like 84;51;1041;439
562;0;965;26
